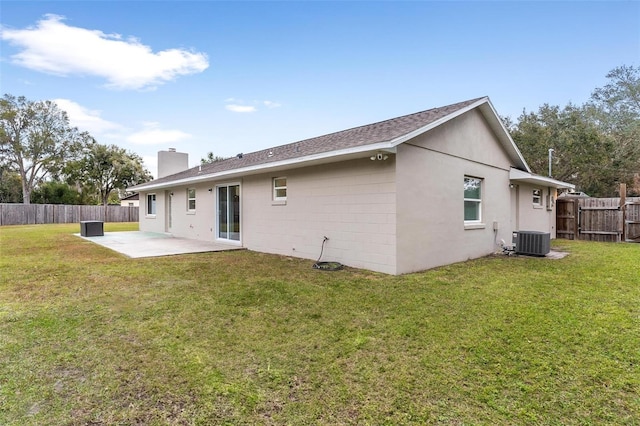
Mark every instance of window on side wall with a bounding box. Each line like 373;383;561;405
464;176;482;223
147;193;156;216
273;177;287;201
187;188;196;212
532;189;542;206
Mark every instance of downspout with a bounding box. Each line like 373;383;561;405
548;187;553;236
515;184;520;231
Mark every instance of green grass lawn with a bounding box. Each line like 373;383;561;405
1;223;639;425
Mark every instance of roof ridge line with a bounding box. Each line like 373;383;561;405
195;97;488;175
131;96;493;189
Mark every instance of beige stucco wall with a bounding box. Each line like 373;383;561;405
140;184;218;240
395;109;515;274
120;199;139;207
242;158;397;274
139;191;165;234
139;158;397;274
511;183;557;236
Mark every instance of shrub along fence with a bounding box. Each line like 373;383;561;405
0;204;139;226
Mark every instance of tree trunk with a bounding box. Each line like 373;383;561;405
21;180;31;205
18;157;31;204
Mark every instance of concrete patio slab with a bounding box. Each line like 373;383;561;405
545;250;570;259
75;231;244;258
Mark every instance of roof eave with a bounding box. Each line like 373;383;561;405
130;97;531;192
128;143;397;192
509;168;575;190
479;99;531;172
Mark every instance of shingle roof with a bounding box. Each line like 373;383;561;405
121;193;139;200
132;97;486;190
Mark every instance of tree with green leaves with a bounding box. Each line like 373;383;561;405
64;141;152;206
591;65;640;122
508;65;640;197
0;94;89;204
589;65;640;194
201;151;228;164
31;181;82;205
0;164;23;203
511;104;618;196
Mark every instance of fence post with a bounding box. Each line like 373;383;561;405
574;199;580;240
620;183;627;242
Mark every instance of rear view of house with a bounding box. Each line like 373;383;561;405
129;97;573;274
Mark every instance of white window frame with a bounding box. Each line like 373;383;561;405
464;176;483;225
532;188;542;207
187;188;196;212
273;177;287;201
146;193;156;217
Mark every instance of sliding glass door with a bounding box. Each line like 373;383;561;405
217;184;240;242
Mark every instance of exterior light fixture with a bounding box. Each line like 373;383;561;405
370;152;389;161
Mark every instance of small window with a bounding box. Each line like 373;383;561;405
147;193;156;216
464;177;482;222
532;189;542;206
187;188;196;211
273;177;287;201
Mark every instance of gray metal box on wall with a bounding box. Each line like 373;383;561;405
512;231;550;256
80;221;104;237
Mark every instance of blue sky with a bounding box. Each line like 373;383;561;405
1;1;638;178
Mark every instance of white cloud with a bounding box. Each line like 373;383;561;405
142;155;158;179
1;14;209;90
224;98;281;113
225;104;257;113
127;122;191;145
53;98;123;134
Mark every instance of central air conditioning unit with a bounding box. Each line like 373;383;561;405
512;231;550;256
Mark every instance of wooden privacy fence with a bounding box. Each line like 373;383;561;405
0;204;139;226
557;196;640;243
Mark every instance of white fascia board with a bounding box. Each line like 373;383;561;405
481;99;531;172
128;143;398;192
509;168;575;189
